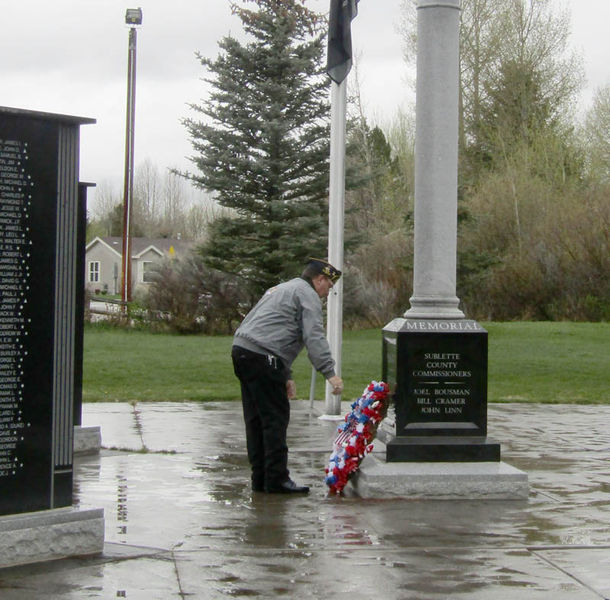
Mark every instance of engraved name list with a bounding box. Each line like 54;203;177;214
0;138;33;479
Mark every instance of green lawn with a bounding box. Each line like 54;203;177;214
83;322;609;404
485;322;608;403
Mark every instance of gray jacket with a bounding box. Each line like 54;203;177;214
233;277;336;379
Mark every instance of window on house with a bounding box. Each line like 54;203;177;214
88;261;100;283
142;261;155;283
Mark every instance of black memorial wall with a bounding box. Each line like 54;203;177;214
0;107;93;515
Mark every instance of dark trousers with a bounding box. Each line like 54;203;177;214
231;346;290;490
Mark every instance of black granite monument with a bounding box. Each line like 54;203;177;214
381;318;500;462
0;106;94;516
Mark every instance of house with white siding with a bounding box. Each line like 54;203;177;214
85;236;193;295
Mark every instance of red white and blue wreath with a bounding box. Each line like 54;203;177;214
324;381;390;494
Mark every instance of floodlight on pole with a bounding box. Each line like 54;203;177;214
121;8;142;306
125;8;142;25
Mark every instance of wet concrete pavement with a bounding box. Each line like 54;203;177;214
1;401;609;599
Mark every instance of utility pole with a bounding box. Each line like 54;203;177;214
121;8;142;305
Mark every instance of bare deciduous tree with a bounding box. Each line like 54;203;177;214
584;84;610;183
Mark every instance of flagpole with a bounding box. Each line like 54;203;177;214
324;77;347;416
319;0;358;417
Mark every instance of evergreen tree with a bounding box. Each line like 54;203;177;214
183;0;330;298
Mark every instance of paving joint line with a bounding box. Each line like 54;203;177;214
531;549;608;599
130;402;148;452
170;549;189;599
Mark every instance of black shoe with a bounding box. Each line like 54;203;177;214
266;479;310;494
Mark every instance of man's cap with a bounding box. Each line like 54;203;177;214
306;257;342;283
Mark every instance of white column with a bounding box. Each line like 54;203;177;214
405;0;464;319
324;79;347;415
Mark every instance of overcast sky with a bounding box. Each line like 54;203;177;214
1;0;608;211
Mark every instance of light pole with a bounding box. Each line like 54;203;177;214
121;7;142;305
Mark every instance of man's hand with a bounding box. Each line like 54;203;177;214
286;379;297;399
328;375;344;395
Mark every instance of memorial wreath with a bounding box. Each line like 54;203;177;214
324;381;390;494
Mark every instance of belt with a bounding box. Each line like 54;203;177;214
234;345;281;369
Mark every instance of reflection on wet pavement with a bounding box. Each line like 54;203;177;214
0;401;608;599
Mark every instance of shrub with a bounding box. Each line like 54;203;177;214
459;173;610;321
144;254;250;334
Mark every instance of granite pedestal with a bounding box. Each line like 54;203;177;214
352;453;528;500
0;508;104;568
73;426;102;455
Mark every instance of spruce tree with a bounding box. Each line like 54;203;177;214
183;0;330;298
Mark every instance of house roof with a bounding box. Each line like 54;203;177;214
85;236;194;258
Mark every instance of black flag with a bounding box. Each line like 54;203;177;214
326;0;359;84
